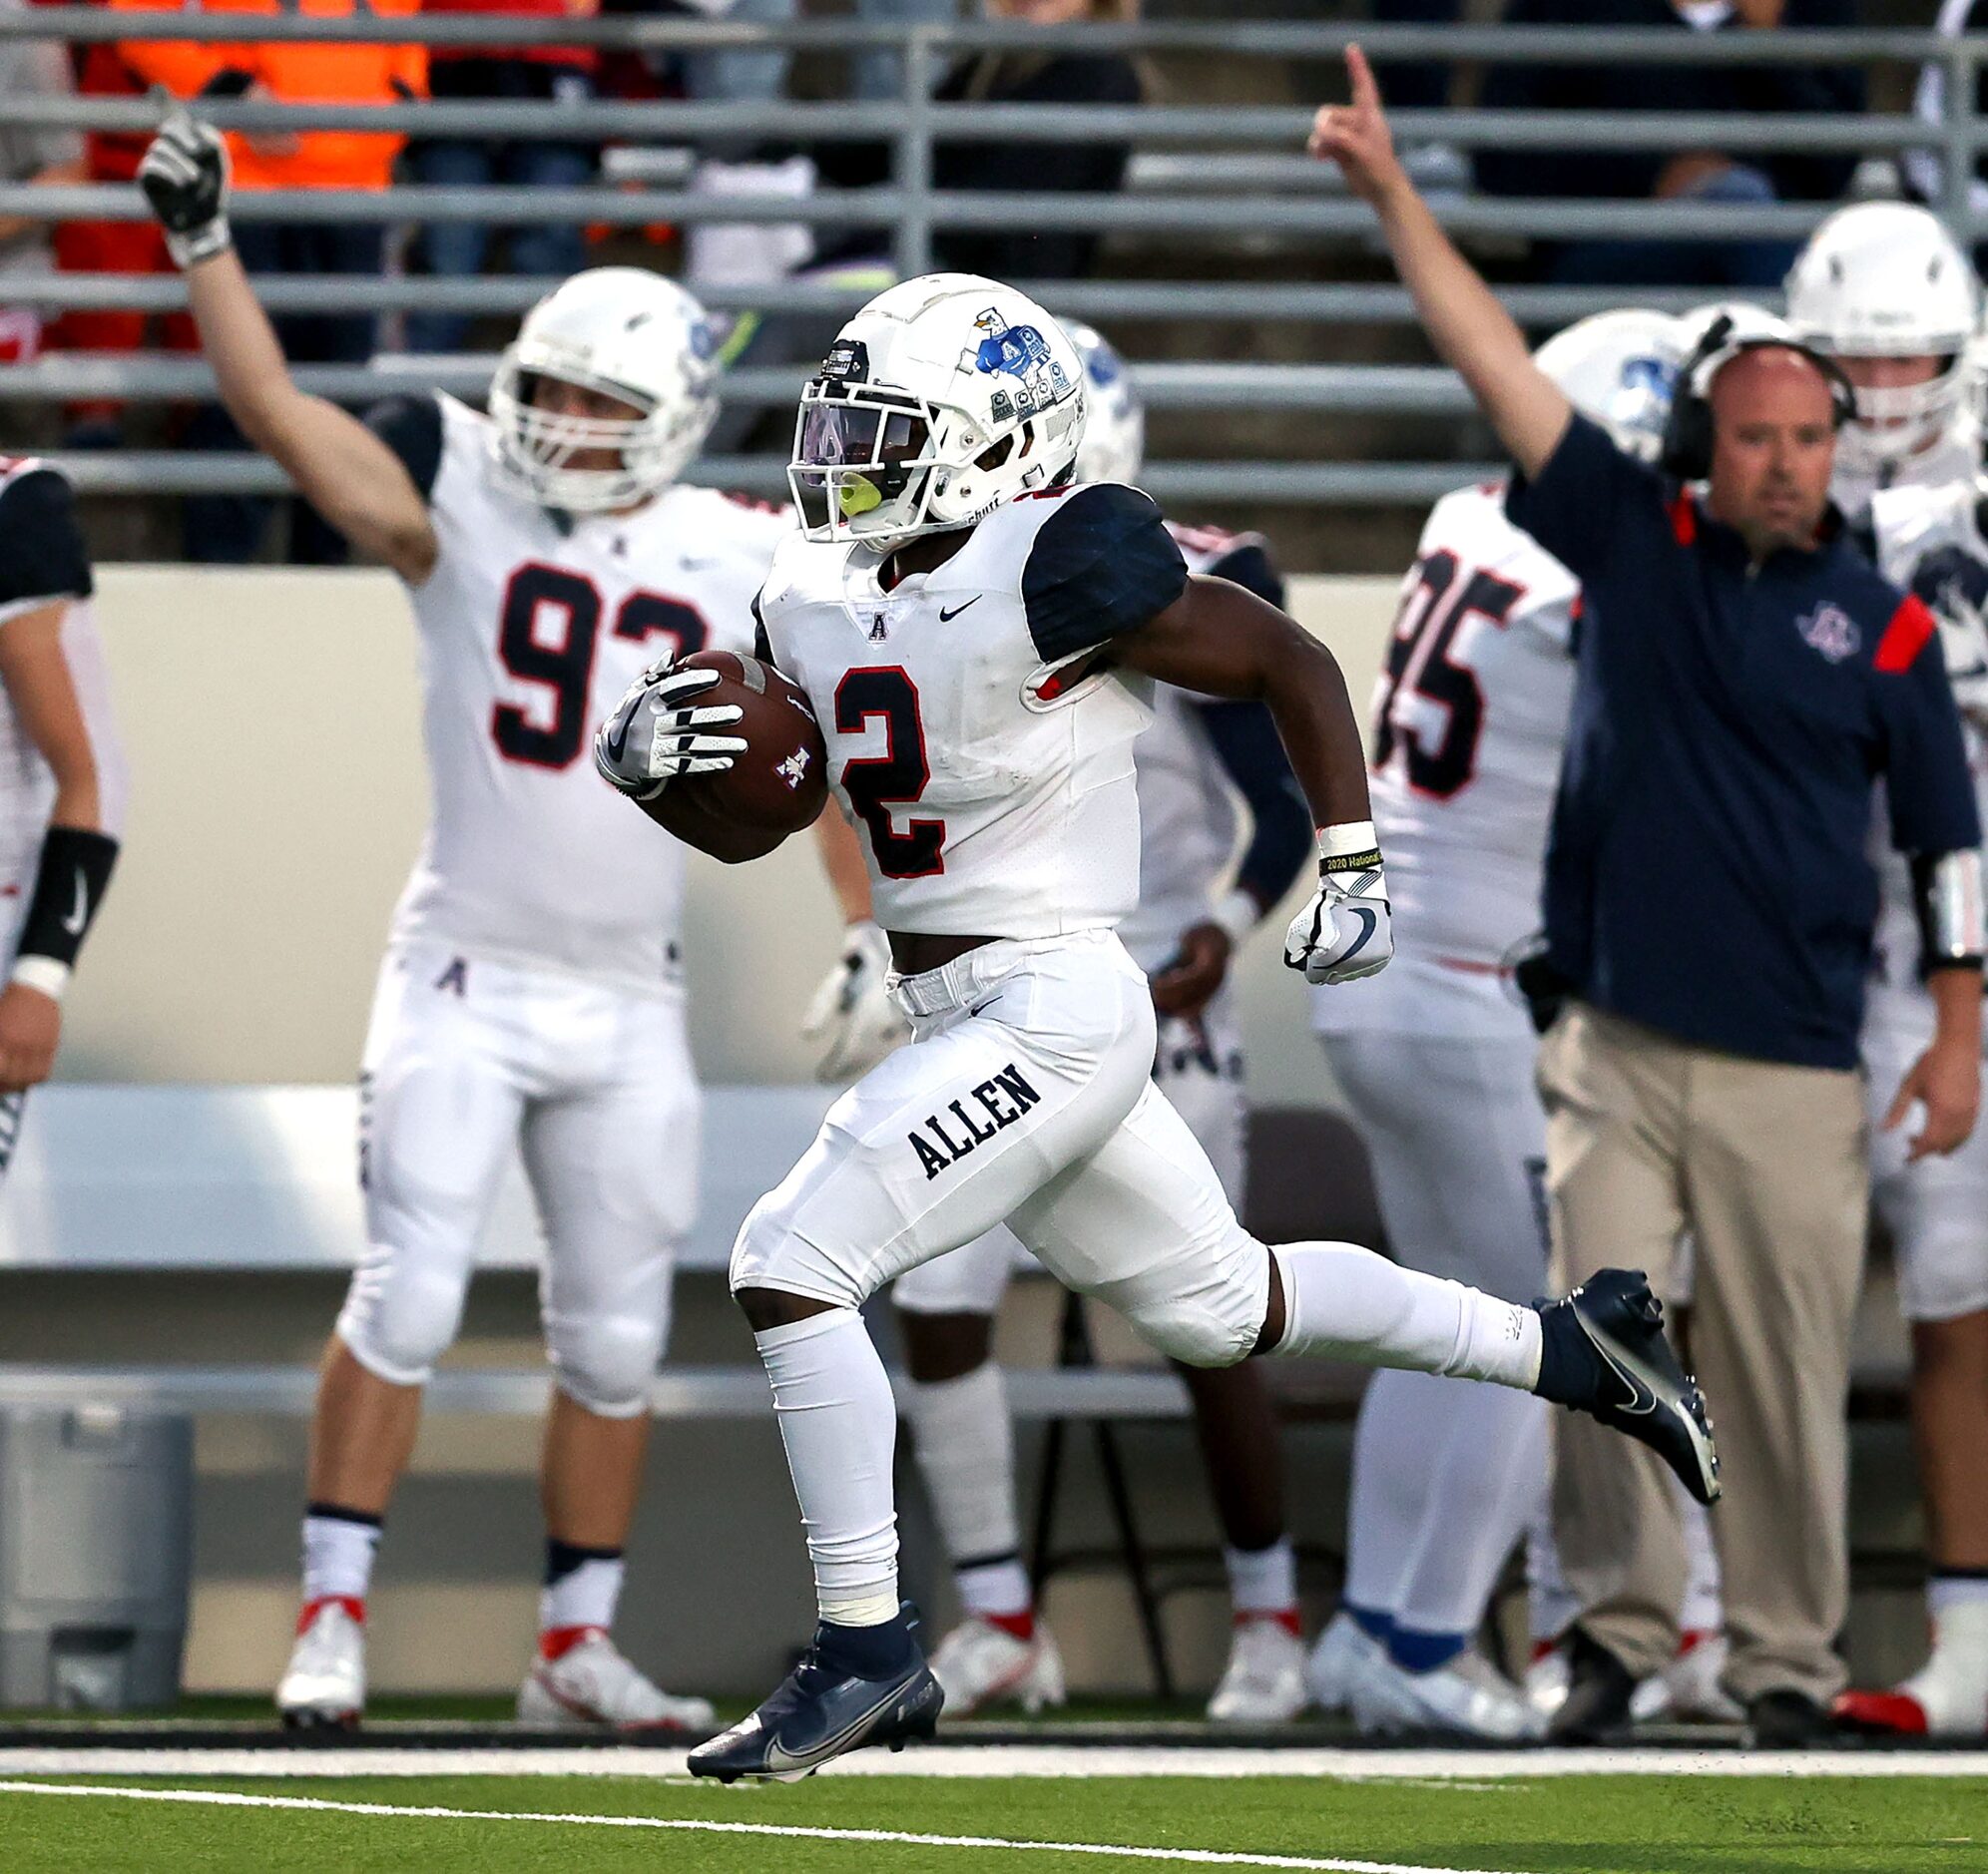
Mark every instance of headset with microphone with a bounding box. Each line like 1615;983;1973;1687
1658;311;1858;482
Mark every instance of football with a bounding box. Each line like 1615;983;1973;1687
653;649;829;841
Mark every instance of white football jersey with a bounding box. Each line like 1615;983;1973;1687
756;482;1176;939
1316;482;1579;1038
379;395;786;994
0;460;128;936
1865;477;1988;1043
1120;523;1287;971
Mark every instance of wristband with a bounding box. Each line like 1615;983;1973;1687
15;825;118;974
1913;848;1986;973
1210;888;1259;949
1317;818;1383;874
164;219;233;270
9;956;69;1002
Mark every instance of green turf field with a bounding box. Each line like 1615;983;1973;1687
0;1771;1980;1873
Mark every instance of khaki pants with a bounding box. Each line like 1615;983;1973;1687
1536;1003;1868;1704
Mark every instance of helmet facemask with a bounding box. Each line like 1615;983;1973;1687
1829;351;1972;477
489;352;718;514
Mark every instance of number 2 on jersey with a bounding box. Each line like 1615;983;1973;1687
492;563;709;769
835;668;945;878
1373;549;1526;799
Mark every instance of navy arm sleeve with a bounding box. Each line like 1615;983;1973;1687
1202;540;1286;611
1022;484;1188;663
1196;699;1312;912
1504;414;1667;590
1877;596;1984;858
362;394;446;505
0;468;92;614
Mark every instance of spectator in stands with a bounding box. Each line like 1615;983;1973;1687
405;0;602;357
817;0;1143;284
0;0;86;365
108;0;427;560
846;0;960;105
1477;0;1863;290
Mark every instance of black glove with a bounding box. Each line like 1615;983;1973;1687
1510;939;1573;1039
139;110;232;268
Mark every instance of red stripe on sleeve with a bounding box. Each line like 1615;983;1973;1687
1873;594;1937;674
1669;494;1697;547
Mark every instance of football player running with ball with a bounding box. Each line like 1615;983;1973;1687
140;112;787;1732
597;273;1721;1782
809;322;1317;1724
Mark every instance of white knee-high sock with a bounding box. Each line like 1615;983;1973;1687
1268;1241;1542;1389
756;1308;900;1628
903;1362;1032;1618
1677;1488;1726;1636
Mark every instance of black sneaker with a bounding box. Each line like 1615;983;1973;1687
1534;1268;1722;1507
1546;1628;1639;1745
687;1608;943;1783
1746;1687;1830;1749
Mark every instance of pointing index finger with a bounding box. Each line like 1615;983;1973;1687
1346;41;1380;113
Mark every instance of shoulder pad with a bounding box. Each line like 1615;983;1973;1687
0;464;91;613
1019;482;1187;664
364;392;446;505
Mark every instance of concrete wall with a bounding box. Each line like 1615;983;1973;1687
69;567;1404;1102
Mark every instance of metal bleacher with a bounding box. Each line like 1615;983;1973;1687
3;15;1988;534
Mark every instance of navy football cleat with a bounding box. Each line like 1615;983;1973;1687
1534;1268;1722;1507
687;1609;943;1783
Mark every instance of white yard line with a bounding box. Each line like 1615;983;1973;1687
0;1778;1502;1874
0;1744;1982;1780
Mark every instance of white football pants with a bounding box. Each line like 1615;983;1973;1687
893;980;1247;1317
1864;1012;1988;1323
337;941;700;1416
1324;1028;1551;1640
733;931;1268;1365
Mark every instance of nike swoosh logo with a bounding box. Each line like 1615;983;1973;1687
1336;905;1378;963
603;703;635;764
1581;1317;1661;1417
61;875;87;938
938;598;979;623
764;1695;899;1773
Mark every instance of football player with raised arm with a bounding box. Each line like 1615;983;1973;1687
1784;205;1988;1741
0;459;127;1159
805;323;1317;1724
596;270;1722;1781
140;111;789;1732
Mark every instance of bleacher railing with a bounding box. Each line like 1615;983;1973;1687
0;15;1982;509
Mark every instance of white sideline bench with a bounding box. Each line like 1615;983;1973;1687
0;1083;840;1273
0;1083;1193;1424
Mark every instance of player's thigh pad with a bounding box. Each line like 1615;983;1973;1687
1324;1029;1548;1302
525;993;701;1417
1866;1031;1988;1323
1010;1080;1266;1368
339;946;529;1387
731;932;1156;1310
893;1224;1023;1316
1153;981;1247;1206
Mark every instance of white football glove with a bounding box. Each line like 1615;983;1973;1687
1285;822;1393;986
802;919;909;1082
593;663;746;801
139;109;233;269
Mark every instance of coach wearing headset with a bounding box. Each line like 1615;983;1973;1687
1311;49;1985;1747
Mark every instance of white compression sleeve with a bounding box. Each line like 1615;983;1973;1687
903;1362;1023;1567
755;1308;901;1628
1268;1240;1543;1389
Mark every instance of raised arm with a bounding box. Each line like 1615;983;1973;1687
139;114;438;584
1308;46;1571;480
1117;575;1390;985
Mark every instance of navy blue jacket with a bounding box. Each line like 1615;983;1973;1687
1508;417;1981;1071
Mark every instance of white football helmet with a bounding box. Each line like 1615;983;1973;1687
1533;307;1687;462
488;266;722;513
1785;203;1980;476
788;272;1087;549
1066;320;1145;485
